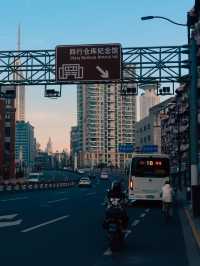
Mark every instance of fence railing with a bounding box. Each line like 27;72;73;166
0;180;78;194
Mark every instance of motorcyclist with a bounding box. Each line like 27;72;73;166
103;181;129;230
106;180;126;204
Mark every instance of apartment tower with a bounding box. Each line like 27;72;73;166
77;84;136;168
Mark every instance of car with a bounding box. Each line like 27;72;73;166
78;177;92;187
100;171;109;180
77;169;85;174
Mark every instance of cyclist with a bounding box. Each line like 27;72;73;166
161;181;174;218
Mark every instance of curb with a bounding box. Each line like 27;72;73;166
184;208;200;249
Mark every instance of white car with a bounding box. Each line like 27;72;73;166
78;177;92;187
100;172;109;180
78;169;85;174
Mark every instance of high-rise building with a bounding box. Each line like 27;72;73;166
77;84;136;168
0;91;16;181
139;84;160;120
15;25;25;121
46;137;53;155
70;126;80;168
15;121;35;171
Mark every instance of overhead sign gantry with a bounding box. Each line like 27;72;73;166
0;43;189;97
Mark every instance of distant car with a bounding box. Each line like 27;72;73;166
100;171;109;180
78;177;92;187
78;169;85;174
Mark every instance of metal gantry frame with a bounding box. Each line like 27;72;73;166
0;45;189;91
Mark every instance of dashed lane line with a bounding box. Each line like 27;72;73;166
21;215;70;233
0;214;18;220
47;198;68;204
104;248;112;256
0;219;22;228
145;208;150;213
140;213;146;218
131;219;140;227
1;197;28;202
124;229;132;239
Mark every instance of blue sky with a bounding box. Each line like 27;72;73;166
0;0;194;151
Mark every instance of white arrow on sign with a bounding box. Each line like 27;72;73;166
96;66;109;78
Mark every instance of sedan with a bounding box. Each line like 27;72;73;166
78;177;92;187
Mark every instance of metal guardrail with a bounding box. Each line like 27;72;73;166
0;180;78;194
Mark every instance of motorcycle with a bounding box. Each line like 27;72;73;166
102;198;128;251
106;218;124;251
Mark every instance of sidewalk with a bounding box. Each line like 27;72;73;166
177;189;200;250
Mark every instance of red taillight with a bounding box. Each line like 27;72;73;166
130;179;134;190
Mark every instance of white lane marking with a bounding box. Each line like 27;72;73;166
1;197;28;202
47;198;68;204
145;208;150;213
104;248;112;256
86;192;96;196
124;229;132;239
140;213;146;218
131;219;140;227
21;215;70;233
0;219;22;228
0;214;18;220
56;191;67;194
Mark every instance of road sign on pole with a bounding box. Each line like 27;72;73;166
55;43;122;82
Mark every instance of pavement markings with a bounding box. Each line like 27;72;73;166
0;214;23;228
131;219;140;227
140;213;146;218
56;191;68;194
0;219;22;228
124;229;132;239
1;197;28;202
47;198;68;204
104;248;112;256
0;214;18;220
145;208;150;213
21;215;70;233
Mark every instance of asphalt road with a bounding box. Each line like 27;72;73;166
0;173;195;266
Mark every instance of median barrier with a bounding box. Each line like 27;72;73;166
0;179;78;195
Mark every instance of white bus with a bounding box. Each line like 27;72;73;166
127;153;170;202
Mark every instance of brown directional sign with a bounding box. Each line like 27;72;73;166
55;43;122;82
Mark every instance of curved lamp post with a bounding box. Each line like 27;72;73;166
141;16;199;194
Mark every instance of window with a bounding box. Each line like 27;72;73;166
148;135;151;141
4;142;10;151
5;113;11;120
5;127;11;137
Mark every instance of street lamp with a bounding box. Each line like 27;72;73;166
141;16;187;26
141;15;199;191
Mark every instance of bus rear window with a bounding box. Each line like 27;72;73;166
131;157;169;177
